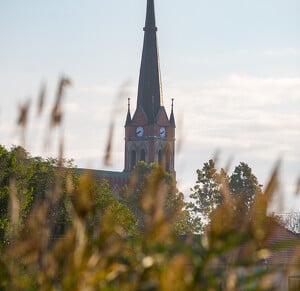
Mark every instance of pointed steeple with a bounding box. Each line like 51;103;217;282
136;0;163;124
170;98;176;127
124;1;176;175
125;98;132;126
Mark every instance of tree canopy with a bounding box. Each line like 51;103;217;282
229;162;262;214
121;161;194;234
0;145;137;247
188;160;263;232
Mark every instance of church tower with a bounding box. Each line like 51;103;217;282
124;0;176;174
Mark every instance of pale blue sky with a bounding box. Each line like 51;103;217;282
1;0;300;211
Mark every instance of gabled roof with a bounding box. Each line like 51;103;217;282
131;106;148;125
263;221;300;265
156;106;170;126
225;219;300;266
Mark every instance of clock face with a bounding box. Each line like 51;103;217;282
160;127;166;138
136;126;144;137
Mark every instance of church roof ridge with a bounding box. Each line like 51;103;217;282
76;168;130;179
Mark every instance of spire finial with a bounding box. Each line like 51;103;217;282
128;97;131;113
171;98;174;111
144;0;157;32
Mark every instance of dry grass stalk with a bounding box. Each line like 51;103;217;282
296;177;300;196
104;122;114;166
50;76;72;128
37;82;46;116
16;99;31;146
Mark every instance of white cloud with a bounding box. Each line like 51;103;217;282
168;74;300;208
78;84;118;96
65;102;82;114
261;48;300;57
77;81;134;99
185;56;221;65
0;122;15;134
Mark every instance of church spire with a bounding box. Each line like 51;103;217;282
124;0;176;174
137;0;163;124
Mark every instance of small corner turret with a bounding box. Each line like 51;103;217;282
125;98;132;126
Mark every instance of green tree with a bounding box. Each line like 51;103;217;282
72;172;138;236
188;160;263;232
229;162;262;214
121;161;193;234
0;145;35;244
0;144;139;247
0;145;78;246
187;159;228;232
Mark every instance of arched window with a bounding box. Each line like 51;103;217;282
131;150;137;169
140;149;146;162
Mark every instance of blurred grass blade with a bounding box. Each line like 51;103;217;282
104;121;114;166
264;160;281;201
50;76;72;128
16;99;31;146
295;177;300;196
17;99;31;127
176;113;184;154
37;82;46;116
